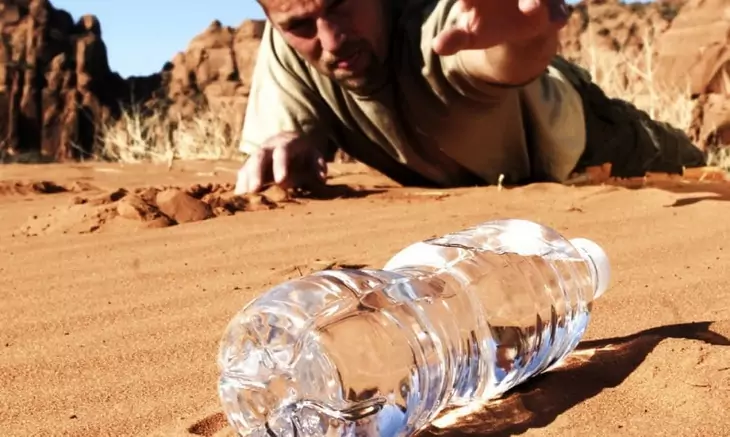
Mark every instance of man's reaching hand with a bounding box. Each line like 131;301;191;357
432;0;570;56
235;132;327;195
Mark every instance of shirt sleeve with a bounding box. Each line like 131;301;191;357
522;58;588;182
415;0;587;182
239;22;334;155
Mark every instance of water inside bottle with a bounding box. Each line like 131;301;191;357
217;270;429;436
384;240;594;405
221;254;589;437
218;242;597;436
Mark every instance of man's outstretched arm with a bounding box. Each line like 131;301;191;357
431;0;568;87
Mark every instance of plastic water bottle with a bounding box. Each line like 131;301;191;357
217;218;611;437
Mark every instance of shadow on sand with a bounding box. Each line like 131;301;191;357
187;322;728;437
290;183;387;201
560;165;730;207
417;321;730;437
657;181;730;207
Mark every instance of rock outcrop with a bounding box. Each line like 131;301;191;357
559;0;730;153
559;0;683;62
164;20;264;113
653;0;730;151
654;0;730;96
0;0;162;162
160;19;265;138
0;0;265;163
689;93;730;150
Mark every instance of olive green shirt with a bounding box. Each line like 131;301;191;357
239;0;587;186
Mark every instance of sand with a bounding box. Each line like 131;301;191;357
1;160;729;437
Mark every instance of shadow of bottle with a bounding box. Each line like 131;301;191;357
417;321;730;437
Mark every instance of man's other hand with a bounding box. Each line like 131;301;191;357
432;0;570;56
234;132;327;195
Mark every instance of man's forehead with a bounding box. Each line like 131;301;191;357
261;0;322;15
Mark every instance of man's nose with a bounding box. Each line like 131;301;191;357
316;18;345;53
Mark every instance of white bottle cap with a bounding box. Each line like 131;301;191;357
570;238;611;299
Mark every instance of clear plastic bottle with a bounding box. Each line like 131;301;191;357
217;219;611;437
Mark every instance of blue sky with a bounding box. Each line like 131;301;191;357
54;0;614;78
54;0;266;78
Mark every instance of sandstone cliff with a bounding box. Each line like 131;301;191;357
0;0;265;163
0;0;162;161
653;0;730;150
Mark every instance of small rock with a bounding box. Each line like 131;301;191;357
262;185;291;203
245;194;278;212
116;194;162;222
213;206;233;216
156;189;214;223
86;188;128;206
30;181;67;194
134;187;161;205
142;216;175;229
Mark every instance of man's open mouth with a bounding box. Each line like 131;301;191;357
334;50;362;70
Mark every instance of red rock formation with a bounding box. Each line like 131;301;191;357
653;0;730;151
559;0;683;63
157;19;266;151
0;0;269;163
0;0;161;162
654;0;730;96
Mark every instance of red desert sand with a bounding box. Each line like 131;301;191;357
1;160;729;437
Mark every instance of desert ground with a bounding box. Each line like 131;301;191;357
2;0;730;436
2;160;730;437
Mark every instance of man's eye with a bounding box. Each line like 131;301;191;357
285;19;316;38
329;0;346;10
285;19;305;30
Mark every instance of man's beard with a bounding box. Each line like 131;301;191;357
335;61;386;96
321;43;387;97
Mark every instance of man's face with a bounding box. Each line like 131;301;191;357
260;0;390;95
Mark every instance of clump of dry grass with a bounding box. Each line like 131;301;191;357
95;99;245;166
566;26;695;134
706;147;730;171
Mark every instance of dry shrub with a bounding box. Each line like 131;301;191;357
96;99;245;165
563;25;694;134
706;147;730;171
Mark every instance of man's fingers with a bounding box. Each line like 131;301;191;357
316;155;327;182
234;149;272;194
431;0;569;56
432;27;472;56
275;146;327;190
518;0;542;14
271;144;291;188
234;167;248;195
235;133;329;194
432;0;473;56
251;149;272;192
519;0;568;22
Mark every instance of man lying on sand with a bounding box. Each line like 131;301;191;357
234;0;707;194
